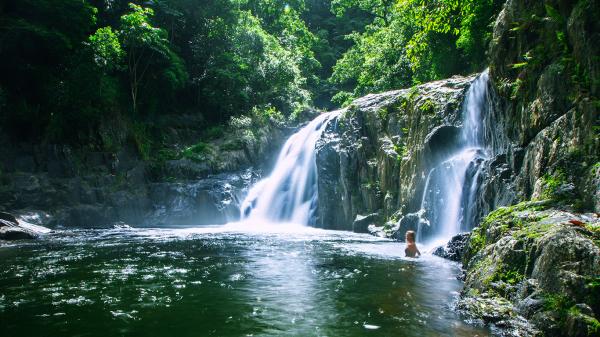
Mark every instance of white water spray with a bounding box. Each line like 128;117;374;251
240;112;338;225
417;71;490;242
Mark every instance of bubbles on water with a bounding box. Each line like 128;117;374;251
110;309;139;321
229;273;244;282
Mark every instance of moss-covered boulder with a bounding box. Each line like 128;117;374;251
460;201;600;336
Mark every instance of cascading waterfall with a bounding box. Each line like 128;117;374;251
417;71;490;242
240;111;338;225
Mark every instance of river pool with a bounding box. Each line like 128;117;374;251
0;225;489;336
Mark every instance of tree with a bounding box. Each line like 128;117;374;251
117;3;186;114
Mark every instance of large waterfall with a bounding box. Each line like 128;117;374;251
240;111;338;225
417;71;490;242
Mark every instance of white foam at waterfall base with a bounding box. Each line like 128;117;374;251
417;70;490;244
240;111;339;226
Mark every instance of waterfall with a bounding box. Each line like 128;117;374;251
240;111;338;225
417;71;490;242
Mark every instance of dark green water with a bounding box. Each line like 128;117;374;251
0;225;489;336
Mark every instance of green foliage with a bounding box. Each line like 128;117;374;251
0;0;507;163
331;91;355;107
330;0;503;99
88;27;124;71
117;3;187;113
543;293;600;336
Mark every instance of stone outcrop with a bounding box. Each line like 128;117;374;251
476;0;600;218
315;75;475;230
459;202;600;337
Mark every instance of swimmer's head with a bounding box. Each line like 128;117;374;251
405;230;416;243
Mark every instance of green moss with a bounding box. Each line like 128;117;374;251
130;122;152;161
513;221;554;240
567;304;600;337
468;226;487;259
586;276;600;311
540;169;567;200
407;86;419;101
393;143;408;162
181;141;212;162
585;317;600;336
155;148;179;162
466;201;552;260
377;107;390;127
511;78;524;99
498;270;524;286
543;293;572;314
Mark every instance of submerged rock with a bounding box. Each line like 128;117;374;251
432;232;471;262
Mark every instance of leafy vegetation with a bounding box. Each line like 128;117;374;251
330;0;504;101
0;0;503;158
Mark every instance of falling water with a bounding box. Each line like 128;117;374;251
240;111;339;225
417;71;490;242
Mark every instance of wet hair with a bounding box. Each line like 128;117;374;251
405;230;416;242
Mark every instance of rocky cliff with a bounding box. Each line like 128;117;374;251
0;112;291;228
315;75;475;231
459;0;600;335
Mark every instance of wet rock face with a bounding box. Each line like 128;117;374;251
145;169;259;227
315;76;475;231
432;233;471;262
460;202;600;336
352;213;381;233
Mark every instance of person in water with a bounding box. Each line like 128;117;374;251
404;230;421;258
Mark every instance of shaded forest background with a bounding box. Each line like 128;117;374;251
0;0;503;156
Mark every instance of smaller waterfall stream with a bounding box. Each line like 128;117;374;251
240;112;338;225
417;71;490;243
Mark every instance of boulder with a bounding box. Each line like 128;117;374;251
0;211;18;225
391;212;421;241
432;232;471;262
352;213;380;233
0;226;37;240
460;203;600;336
